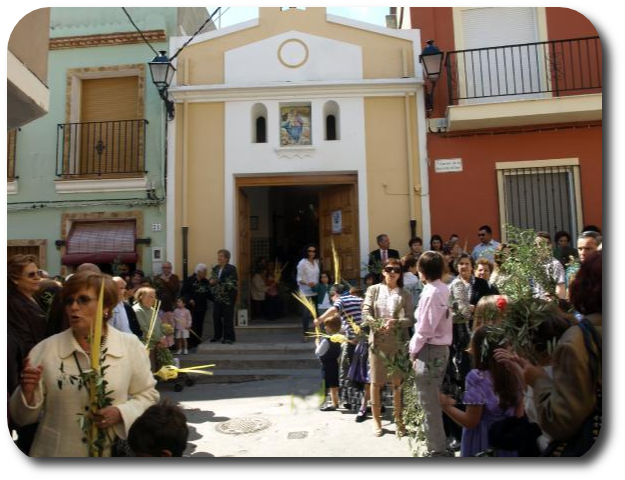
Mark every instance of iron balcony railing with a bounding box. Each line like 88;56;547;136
7;128;18;180
445;36;602;105
56;119;148;177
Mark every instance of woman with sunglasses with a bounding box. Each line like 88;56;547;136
9;270;159;456
8;255;48;356
362;258;414;436
8;254;48;454
296;244;320;341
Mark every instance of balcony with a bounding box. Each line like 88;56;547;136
56;119;148;177
443;37;602;131
55;119;149;193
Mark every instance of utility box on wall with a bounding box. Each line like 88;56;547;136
152;247;163;274
237;309;249;327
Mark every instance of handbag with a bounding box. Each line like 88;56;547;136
542;318;602;457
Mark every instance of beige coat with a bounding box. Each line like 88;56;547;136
532;313;602;441
362;284;414;384
10;327;159;457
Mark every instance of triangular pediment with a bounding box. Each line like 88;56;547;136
224;31;363;84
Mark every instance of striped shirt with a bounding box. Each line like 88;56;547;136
333;293;363;340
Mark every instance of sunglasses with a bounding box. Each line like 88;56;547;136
64;295;97;307
24;270;44;279
384;266;402;274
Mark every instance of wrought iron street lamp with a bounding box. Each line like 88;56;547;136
419;40;444;115
149;50;176;120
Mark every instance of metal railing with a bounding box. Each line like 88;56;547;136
445;36;602;105
7;129;18;180
56;119;148;177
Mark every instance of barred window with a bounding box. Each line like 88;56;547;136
497;160;582;241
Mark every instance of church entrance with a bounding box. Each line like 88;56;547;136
236;174;360;325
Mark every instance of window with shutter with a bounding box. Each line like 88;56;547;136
77;76;143;176
7;129;17;180
459;8;546;103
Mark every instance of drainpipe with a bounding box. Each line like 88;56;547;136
181;102;189;279
404;93;417;239
181;58;190;279
415;87;432;243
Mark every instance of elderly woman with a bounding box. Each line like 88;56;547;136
8;255;48;356
133;287;165;349
9;271;159;457
362;258;414;437
133;286;166;371
8;254;48;454
181;263;211;348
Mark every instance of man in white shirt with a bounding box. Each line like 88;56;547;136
110;276;132;333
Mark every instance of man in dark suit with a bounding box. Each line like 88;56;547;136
209;249;238;344
368;234;400;281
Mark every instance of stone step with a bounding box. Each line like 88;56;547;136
195;342;316;355
158;368;320;386
235;325;303;336
183;353;318;370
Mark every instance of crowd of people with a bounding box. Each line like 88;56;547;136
305;226;602;457
7;224;602;457
7;249;238;457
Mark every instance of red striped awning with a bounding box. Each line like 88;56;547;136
62;221;138;265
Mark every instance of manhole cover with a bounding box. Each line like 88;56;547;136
216;417;271;435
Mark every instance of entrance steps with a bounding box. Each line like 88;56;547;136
176;318;321;384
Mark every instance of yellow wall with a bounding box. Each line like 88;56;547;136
179;7;414;85
365;97;416;255
179;102;226;270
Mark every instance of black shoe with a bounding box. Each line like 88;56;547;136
343;403;352;410
447;438;461;452
209;338;221;343
424;450;456;457
320;404;338;412
222;339;233;345
355;410;367;423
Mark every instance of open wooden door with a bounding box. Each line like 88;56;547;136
237;188;251;316
319;184;360;285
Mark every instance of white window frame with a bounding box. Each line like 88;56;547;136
496;158;584;243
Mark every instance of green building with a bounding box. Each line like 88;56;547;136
7;7;212;277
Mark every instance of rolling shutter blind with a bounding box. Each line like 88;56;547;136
81;76;139;122
461;8;538;49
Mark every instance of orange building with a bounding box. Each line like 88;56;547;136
399;7;602;245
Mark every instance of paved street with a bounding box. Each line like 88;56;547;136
159;375;415;458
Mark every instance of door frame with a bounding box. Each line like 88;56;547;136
235;173;360;296
236;173;357;188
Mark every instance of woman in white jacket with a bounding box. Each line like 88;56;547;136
10;270;159;457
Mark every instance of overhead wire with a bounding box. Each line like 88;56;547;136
121;7;159;56
170;7;225;61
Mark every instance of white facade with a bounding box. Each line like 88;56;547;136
225;31;363;84
166;14;428;269
221;31;370;261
